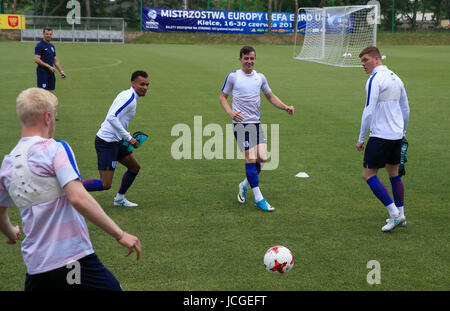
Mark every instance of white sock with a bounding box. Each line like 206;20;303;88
114;193;124;201
386;203;400;218
252;186;264;202
241;178;249;188
397;206;404;217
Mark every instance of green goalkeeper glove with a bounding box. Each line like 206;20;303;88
399;137;408;177
122;131;149;152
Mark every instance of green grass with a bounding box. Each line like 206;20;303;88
128;31;450;46
0;42;449;291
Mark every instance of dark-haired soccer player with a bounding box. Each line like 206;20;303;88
356;46;410;232
220;46;294;212
34;28;66;93
82;71;149;207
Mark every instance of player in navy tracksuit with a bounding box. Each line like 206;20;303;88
34;27;66;93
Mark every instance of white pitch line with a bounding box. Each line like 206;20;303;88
0;57;123;75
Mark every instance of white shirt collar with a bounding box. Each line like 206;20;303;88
372;65;387;74
239;69;255;76
131;87;140;100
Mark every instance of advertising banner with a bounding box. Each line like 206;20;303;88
0;14;25;29
142;8;302;34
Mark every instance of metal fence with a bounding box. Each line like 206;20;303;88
21;16;124;43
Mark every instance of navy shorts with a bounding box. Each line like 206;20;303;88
24;253;122;291
233;123;267;152
36;67;56;90
363;137;402;169
95;136;132;171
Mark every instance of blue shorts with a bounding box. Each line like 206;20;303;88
233;123;267;152
363;137;402;169
24;253;122;291
95;136;132;171
36;67;56;90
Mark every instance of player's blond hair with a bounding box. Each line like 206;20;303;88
359;46;381;59
16;88;58;126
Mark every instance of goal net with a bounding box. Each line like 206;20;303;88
294;5;378;67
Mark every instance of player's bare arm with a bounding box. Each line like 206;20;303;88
356;141;365;151
54;56;66;78
64;179;141;261
220;91;244;122
34;54;55;72
264;92;294;115
0;206;21;244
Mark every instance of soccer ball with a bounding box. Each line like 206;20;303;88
263;246;294;274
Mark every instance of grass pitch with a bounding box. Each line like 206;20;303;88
0;42;449;291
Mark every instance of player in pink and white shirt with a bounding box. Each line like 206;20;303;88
0;88;141;290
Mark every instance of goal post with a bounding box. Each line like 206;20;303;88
293;5;378;67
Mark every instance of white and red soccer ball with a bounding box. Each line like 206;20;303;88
264;246;294;274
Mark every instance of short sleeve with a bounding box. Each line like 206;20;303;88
34;42;43;56
221;71;236;95
259;73;272;95
0;156;13;207
52;139;83;188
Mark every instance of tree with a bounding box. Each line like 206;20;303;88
48;1;67;16
430;0;443;27
446;0;450;19
12;0;18;13
398;0;420;30
84;0;91;18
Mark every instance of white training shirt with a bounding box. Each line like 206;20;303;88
97;87;140;142
359;65;410;142
0;136;94;275
221;69;272;123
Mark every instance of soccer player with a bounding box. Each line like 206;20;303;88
356;46;410;232
34;28;66;93
0;88;141;291
220;46;294;212
82;71;149;207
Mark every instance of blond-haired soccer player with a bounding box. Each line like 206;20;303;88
356;47;410;232
0;88;141;290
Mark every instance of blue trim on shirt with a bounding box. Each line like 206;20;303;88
53;139;82;179
366;72;377;107
114;92;135;117
221;71;235;92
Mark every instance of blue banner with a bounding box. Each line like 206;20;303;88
142;7;302;34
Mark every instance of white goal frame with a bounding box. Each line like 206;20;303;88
293;5;378;67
